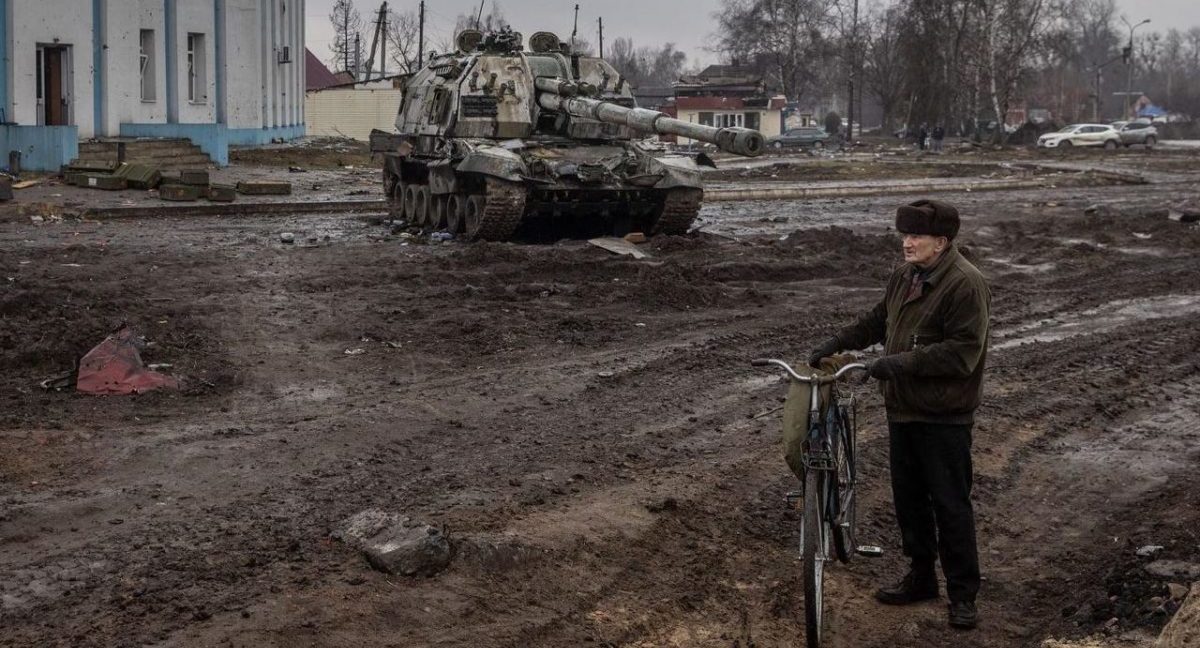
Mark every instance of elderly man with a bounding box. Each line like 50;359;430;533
809;199;990;629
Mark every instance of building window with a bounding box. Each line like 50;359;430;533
698;112;714;126
187;33;207;104
140;30;156;102
744;112;760;130
714;113;744;128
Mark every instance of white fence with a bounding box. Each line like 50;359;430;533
304;88;403;141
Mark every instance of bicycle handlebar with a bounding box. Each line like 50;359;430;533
751;358;868;383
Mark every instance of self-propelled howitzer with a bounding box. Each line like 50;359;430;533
370;28;766;241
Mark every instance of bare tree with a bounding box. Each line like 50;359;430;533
863;5;905;131
978;0;1046;142
713;0;836;102
330;0;364;74
386;8;420;74
607;38;688;89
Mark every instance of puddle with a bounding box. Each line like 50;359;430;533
994;293;1200;350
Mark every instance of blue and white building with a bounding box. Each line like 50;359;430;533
0;0;305;170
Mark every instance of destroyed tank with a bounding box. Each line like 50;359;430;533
370;28;765;241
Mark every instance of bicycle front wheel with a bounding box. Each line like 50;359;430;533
832;407;857;563
803;468;827;648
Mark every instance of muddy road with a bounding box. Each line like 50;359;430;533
2;168;1200;647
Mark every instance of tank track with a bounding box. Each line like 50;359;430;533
475;179;528;242
651;188;704;236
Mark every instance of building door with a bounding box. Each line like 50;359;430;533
37;45;72;126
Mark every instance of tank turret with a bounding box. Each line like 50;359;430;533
370;28;767;242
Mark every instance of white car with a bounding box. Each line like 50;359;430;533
1037;124;1121;149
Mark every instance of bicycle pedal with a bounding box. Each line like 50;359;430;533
855;545;884;558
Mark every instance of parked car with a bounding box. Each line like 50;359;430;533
1036;123;1121;149
767;127;832;150
1116;120;1158;148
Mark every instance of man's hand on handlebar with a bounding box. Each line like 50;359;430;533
808;337;841;368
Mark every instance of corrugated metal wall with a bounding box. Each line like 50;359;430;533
304;89;403;141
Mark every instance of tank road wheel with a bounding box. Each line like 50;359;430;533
650;188;703;236
404;185;420;226
446;194;467;234
390;181;406;221
413;185;431;228
462;179;526;242
429;195;449;230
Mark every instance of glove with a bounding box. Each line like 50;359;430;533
808;337;841;368
867;356;904;381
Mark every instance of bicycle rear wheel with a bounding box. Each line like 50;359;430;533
803;468;827;648
831;406;857;563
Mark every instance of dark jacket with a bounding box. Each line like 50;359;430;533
834;246;990;424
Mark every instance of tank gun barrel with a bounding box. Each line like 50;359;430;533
535;78;764;157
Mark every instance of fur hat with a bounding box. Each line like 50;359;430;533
895;199;960;240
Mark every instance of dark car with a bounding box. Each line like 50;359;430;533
767;127;832;150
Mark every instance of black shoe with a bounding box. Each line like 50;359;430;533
948;600;978;629
873;570;939;605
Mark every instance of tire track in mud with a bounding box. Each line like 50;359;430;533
3;198;1199;646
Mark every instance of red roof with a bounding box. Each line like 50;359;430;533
306;48;340;91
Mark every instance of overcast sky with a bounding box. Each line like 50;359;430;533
305;0;1200;71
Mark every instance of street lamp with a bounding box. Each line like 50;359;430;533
1121;17;1150;119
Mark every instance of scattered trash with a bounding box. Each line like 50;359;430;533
344;348;366;356
623;232;647;244
39;370;76;392
288;166;307;173
383;341;403;349
12;179;40;190
76;326;179;395
279;232;296;244
430;231;454;242
588;237;651;259
1136;545;1164;557
597;371;614;378
1132;232;1152;240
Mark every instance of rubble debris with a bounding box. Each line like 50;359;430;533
279;232;296;244
1137;545;1165;557
237;181;293;196
12;179;40;190
159;184;202;202
205;184;238;203
1146;561;1200;580
333;509;452;577
623;232;647;244
180;170;210;186
76;326;179;395
588;237;651;259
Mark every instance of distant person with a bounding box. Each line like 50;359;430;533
918;124;929;151
808;199;990;630
932;124;946;152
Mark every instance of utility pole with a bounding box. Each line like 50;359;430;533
598;17;604;59
1122;17;1150;119
417;1;425;68
571;4;579;51
846;0;859;141
354;33;361;80
380;4;388;78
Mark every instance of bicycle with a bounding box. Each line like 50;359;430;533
751;358;882;648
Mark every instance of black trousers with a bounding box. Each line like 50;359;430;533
888;421;980;602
